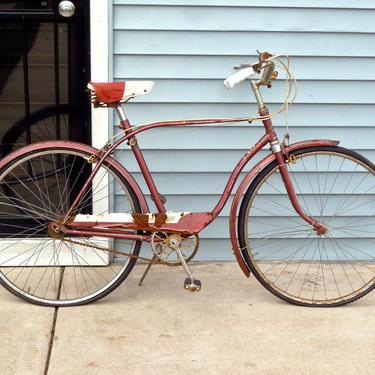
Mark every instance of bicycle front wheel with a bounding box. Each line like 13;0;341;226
0;146;142;306
238;146;375;307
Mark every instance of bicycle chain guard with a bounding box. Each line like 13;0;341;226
48;223;199;267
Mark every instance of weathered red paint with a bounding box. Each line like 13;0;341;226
61;225;150;242
120;119;166;213
60;116;255;219
3;114;342;276
88;81;126;103
256;112;327;229
229;138;341;278
212;134;270;218
71;212;214;235
287;139;339;151
140;118;248;127
0;141;149;214
275;152;324;230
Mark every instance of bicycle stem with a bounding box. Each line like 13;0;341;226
250;80;326;235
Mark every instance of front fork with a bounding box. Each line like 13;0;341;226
251;80;327;235
274;148;327;235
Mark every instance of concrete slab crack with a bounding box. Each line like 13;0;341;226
43;268;64;374
43;306;59;375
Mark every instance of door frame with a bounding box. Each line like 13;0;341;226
0;1;105;265
90;0;110;150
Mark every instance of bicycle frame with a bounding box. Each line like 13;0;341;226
62;117;270;234
55;80;339;274
4;51;373;308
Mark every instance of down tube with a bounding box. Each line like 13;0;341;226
211;134;270;218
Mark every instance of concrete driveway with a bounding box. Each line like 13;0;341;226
1;262;374;375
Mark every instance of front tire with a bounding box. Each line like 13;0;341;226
238;146;375;307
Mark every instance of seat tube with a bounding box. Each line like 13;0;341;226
115;105;166;213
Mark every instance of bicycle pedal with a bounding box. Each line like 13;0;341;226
184;278;201;292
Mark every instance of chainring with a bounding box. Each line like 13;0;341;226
150;232;199;266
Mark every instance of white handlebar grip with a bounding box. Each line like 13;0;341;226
224;67;256;89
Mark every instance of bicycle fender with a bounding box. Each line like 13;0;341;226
0;141;149;213
229;139;339;278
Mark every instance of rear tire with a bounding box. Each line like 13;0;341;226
1;104;70;158
0;146;142;306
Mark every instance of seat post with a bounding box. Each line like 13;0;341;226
115;104;127;123
115;104;133;132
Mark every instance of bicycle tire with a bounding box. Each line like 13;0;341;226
0;146;142;306
238;146;375;307
1;104;70;158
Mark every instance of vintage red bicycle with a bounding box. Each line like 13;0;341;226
0;52;374;307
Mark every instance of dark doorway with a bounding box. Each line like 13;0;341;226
0;0;90;158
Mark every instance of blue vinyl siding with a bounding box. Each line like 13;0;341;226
110;1;375;260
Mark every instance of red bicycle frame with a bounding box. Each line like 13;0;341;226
58;79;338;275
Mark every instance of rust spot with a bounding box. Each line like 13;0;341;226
316;224;328;235
127;137;137;146
154;213;167;227
132;213;149;226
65;216;75;225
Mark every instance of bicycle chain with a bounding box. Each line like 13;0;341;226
53;234;198;267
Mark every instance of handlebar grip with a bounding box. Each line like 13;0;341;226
224;67;256;89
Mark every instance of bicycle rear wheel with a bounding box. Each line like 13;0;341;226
238;146;375;306
0;146;141;306
1;104;70;158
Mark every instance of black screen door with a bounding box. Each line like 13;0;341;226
0;0;90;158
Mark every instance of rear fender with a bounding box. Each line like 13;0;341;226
229;139;339;277
0;141;149;213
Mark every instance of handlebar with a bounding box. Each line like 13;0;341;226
223;53;276;89
223;67;257;89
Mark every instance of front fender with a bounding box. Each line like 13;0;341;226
0;140;149;213
229;139;339;277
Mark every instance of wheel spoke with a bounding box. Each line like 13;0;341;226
0;148;141;306
240;147;375;306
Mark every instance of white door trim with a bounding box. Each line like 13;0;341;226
90;0;110;150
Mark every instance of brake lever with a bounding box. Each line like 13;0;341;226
233;51;273;73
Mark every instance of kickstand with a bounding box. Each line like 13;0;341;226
138;255;157;286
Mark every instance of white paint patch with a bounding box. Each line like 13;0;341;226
74;211;190;224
